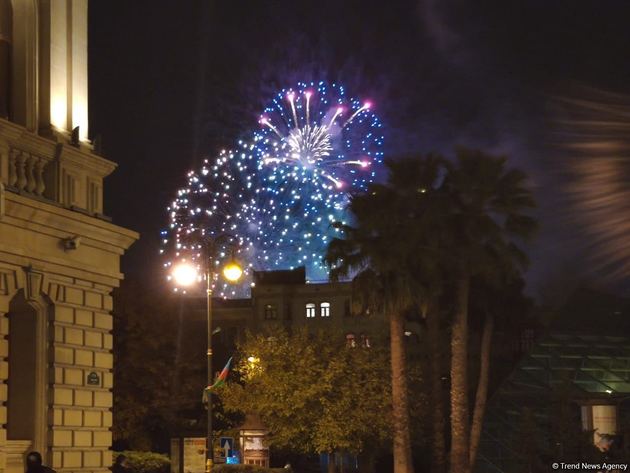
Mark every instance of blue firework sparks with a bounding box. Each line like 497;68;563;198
162;81;384;297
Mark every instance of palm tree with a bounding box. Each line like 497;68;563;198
389;156;452;473
468;276;532;468
326;222;415;473
443;148;536;473
326;151;536;473
326;156;447;473
422;291;448;473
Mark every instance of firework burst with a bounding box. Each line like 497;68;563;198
162;82;384;297
256;81;382;190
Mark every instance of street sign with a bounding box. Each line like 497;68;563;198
219;437;234;458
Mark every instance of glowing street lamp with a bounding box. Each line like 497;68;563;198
222;262;243;283
167;237;241;472
171;262;199;287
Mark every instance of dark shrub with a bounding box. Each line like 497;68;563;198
114;451;170;473
212;465;289;473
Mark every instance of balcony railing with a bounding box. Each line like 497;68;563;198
0;118;115;217
8;148;50;198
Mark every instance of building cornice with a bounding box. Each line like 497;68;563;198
0;117;117;178
4;191;138;251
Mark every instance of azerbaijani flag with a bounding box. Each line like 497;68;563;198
202;357;233;405
206;357;233;392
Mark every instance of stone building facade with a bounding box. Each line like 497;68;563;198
0;2;137;473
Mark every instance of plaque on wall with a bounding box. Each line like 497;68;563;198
87;372;100;386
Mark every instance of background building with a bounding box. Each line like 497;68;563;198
0;2;137;473
476;289;630;473
204;267;388;352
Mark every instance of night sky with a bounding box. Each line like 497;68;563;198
89;0;630;296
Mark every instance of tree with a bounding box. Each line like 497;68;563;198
325;151;536;473
326;227;415;472
325;155;449;473
423;293;448;473
113;280;178;450
384;156;452;473
219;330;396;472
468;276;533;469
443;148;537;473
113;279;210;451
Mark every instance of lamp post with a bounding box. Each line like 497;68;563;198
171;237;242;472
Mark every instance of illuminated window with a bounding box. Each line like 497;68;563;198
360;334;371;348
346;333;357;348
306;303;316;318
264;304;277;320
320;302;330;317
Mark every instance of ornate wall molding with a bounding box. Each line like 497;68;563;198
0;266;17;298
23;265;44;301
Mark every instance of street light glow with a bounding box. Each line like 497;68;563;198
172;262;198;287
223;262;243;282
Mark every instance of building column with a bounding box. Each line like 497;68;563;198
48;280;114;473
0;0;11;119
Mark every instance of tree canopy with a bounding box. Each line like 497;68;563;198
219;329;420;457
325;149;537;473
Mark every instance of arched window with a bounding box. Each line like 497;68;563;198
7;289;48;452
305;303;316;318
0;0;12;118
320;302;330;317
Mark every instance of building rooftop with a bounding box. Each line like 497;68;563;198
212;298;252;309
253;266;306;285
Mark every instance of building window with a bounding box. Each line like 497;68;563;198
306;303;316;318
264;303;277;320
320;302;330;317
346;333;357;348
360;334;371;348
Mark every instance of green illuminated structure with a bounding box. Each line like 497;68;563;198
476;290;630;473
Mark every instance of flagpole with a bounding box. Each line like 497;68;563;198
206;240;214;473
170;234;241;473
